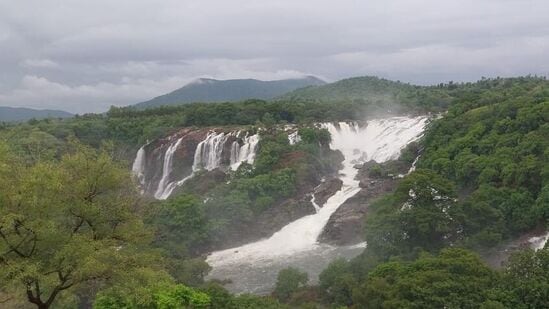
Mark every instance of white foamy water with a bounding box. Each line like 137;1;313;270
529;231;549;251
131;145;146;188
206;116;428;294
134;130;260;200
154;137;184;199
230;133;260;170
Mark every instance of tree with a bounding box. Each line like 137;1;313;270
353;248;498;308
94;279;211;309
230;294;287;309
364;169;459;257
496;248;549;308
0;141;153;308
151;194;210;258
273;267;308;302
318;258;357;306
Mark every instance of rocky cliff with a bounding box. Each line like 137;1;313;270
319;160;411;245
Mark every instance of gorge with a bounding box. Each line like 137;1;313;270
132;116;429;293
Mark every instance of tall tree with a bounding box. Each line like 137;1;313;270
0;141;152;308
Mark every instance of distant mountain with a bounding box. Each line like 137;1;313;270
0;106;73;122
134;76;326;109
275;76;418;102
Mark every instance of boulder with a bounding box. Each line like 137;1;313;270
313;178;343;206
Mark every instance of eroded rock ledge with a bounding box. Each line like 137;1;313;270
319;161;400;245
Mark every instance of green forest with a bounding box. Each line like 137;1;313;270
1;76;548;308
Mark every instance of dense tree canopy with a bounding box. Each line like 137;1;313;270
0;141;161;308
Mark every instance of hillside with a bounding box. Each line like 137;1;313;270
0;106;72;122
276;76;415;101
134;76;325;109
276;75;452;112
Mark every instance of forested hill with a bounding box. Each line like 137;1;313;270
276;75;453;112
0;106;72;122
277;76;411;101
134;76;325;109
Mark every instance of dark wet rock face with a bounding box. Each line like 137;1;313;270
319;161;398;245
314;178;343;206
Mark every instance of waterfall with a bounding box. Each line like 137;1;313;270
131;146;146;187
310;193;321;212
207;116;428;266
408;155;421;174
288;131;301;145
156;131;231;200
230;133;260;170
193;132;230;171
133;129;261;200
529;231;549;251
154;137;184;199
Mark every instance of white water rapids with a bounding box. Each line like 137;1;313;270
206;116;428;294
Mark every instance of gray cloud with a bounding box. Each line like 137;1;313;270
1;0;548;113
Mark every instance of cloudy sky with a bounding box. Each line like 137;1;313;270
1;0;548;113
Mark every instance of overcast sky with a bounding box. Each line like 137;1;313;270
1;0;548;113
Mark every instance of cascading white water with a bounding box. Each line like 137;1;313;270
529;231;549;251
207;116;428;264
288;131;301;145
131;146;146;187
154;137;184;199
407;155;421;174
156;131;231;200
230;133;260;170
134;129;261;200
193;132;229;171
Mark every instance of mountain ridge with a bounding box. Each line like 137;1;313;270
0;106;73;122
275;76;418;101
134;76;326;109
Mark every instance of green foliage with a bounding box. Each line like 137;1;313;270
145;195;213;286
353;248;498;308
364;169;459;258
418;76;549;247
200;282;233;308
494;248;549;308
273;267;309;302
277;76;453;113
0;140;160;308
94;282;211;309
151;195;210;258
318;258;357;306
229;294;287;309
297;127;331;145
